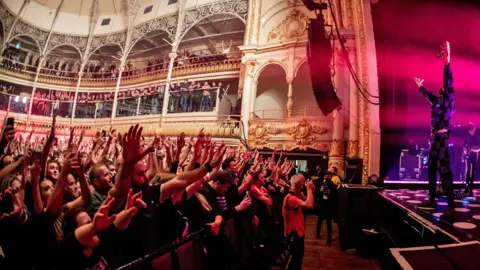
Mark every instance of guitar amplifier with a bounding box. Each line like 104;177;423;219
399;150;421;180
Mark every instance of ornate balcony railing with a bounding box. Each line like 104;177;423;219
0;54;242;88
248;108;332;152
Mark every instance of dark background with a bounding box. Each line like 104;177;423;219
371;0;480;180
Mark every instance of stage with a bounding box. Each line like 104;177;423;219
379;189;480;243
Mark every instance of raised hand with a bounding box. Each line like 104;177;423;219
235;195;252;212
177;132;186;150
92;196;116;232
122;124;148;165
413;77;424;88
114;189;147;231
209;143;227;168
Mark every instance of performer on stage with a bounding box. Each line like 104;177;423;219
464;122;479;196
414;41;455;218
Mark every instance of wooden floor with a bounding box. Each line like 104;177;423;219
302;215;381;270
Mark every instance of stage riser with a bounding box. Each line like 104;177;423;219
379;196;455;248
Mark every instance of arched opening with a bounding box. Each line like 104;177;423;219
1;35;41;114
176;13;245;66
126;29;171;76
3;35;41;73
254;65;288;119
85;43;123;79
293;62;323;116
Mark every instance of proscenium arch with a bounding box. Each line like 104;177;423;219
45;44;83;60
8;34;41;53
126;28;172;57
174;12;246;52
86;43;124;62
254;61;289;84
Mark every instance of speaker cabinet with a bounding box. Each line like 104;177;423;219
345;158;363;184
338;184;379;251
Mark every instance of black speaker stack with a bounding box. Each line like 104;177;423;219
337;184;379;251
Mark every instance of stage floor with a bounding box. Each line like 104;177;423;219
380;189;480;243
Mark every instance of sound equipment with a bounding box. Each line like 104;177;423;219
399;150;421;180
345;158;363;184
338;184;379;251
305;3;342;116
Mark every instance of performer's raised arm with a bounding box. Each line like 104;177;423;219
443;41;454;94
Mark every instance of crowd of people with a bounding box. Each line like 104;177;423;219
0;115;341;270
1;45;238;81
168;80;227;113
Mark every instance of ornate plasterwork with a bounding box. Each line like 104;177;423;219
129;13;178;52
179;0;248;42
90;32;127;55
287;0;302;7
248;122;282;148
46;33;88;56
10;20;49;49
0;3;15;40
285;119;329;150
329;139;345;157
267;9;309;42
347;140;359;158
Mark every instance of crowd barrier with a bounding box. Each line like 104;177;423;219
115;189;289;270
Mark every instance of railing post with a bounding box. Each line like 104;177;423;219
7;96;11;112
136;97;141;116
162;52;178;118
111;63;125;125
71;70;84;124
215;87;220;113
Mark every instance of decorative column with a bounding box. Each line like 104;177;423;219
240;61;256;138
329;109;345;178
161;52;177;117
70;69;84;124
347;46;359;159
286;77;294;117
110;62;125;124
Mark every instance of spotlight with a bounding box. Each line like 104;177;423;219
14;96;19;103
22;97;26;104
368;174;380;186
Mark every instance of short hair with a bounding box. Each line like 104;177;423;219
290;174;305;187
331;166;338;174
222;157;235;170
211;171;232;185
89;163;106;188
103;159;114;167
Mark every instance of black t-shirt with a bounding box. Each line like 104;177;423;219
121;183;183;263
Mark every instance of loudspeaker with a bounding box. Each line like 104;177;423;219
345;158;363;184
306;11;342;116
338;184;379;251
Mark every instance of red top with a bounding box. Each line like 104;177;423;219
282;194;305;237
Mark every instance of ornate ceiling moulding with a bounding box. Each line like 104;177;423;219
180;0;248;40
46;33;88;56
130;13;178;51
248;121;282;149
285;119;329;150
267;9;309;43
